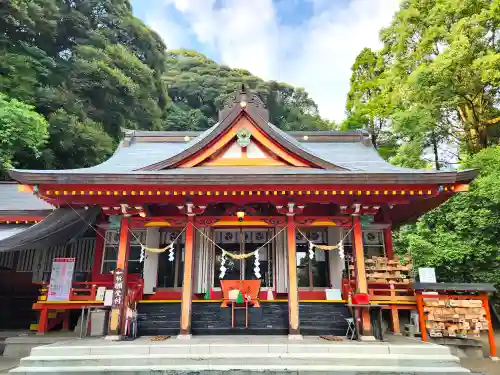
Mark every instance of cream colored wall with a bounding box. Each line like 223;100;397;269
143;227;160;294
327;227;345;289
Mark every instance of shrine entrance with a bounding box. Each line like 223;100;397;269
213;229;274;289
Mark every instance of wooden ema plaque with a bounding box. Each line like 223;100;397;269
220;280;261;308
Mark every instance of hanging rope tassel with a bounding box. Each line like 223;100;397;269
308;241;315;259
130;226;187;254
219;252;227;279
254;250;261;279
167;243;175;262
139;246;146;263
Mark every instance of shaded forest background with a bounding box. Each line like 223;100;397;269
1;0;500;296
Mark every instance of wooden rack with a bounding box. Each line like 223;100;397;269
349;256;413;284
424;299;488;338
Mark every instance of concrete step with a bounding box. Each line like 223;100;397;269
9;337;471;374
29;342;454;357
18;352;461;368
3;336;76;358
9;364;471;374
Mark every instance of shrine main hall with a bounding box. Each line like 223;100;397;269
0;89;474;339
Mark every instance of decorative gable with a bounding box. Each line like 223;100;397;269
177;114;309;168
138;87;345;171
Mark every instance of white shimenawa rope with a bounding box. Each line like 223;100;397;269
128;226;187;263
295;226;353;260
192;224;286;279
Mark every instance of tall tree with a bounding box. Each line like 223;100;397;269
380;0;500;157
343;48;396;160
0;3;335;173
0;0;169;169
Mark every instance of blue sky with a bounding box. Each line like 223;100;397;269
130;0;400;122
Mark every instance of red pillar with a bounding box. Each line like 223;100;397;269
287;215;300;337
416;293;428;342
482;294;498;359
384;227;394;259
37;308;49;335
179;216;195;337
353;216;367;294
107;217;130;338
353;216;371;336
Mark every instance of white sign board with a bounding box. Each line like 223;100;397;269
104;289;114;307
47;258;75;301
418;267;437;283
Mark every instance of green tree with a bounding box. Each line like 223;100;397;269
0;3;334;173
380;0;500;158
45;109;114;169
344;48;393;151
163;49;335;131
0;94;48;176
394;146;500;298
0;0;168;169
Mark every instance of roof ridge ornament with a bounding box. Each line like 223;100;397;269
218;85;269;122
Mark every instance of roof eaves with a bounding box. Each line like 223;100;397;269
456;168;478;183
8;169;461;186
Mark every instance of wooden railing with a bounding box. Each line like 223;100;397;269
342;279;416;303
37;280;144;302
368;285;416;302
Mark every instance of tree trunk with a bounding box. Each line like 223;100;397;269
431;130;440;170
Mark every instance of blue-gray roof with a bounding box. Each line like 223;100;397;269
10;128;425;174
8;107;476;186
0;183;53;212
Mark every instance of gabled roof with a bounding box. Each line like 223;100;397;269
138;92;343;171
8;89;476;186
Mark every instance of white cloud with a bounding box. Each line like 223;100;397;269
140;0;401;122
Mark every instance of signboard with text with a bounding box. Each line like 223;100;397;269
47;258;75;301
112;268;125;308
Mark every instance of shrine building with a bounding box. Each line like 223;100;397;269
0;89;475;339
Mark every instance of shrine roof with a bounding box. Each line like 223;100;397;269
8;89;476;186
8;129;474;185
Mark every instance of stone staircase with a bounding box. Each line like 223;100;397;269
9;336;470;374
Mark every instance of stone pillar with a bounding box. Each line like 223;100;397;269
353;215;373;338
106;217;130;340
179;216;195;338
286;215;301;339
143;227;160;294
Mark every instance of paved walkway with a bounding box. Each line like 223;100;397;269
460;333;500;375
0;357;19;374
2;333;498;374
